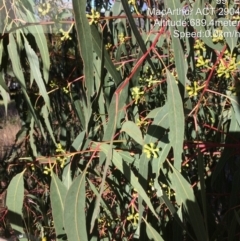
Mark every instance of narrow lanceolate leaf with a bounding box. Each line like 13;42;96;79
63;172;87;241
165;0;184;32
41;104;57;145
62;157;72;190
145;219;164;241
7;34;26;89
91;25;122;86
50;173;67;241
170;26;188;96
29;117;37;157
168;162;208;241
121;0;158;78
121;121;143;145
145;103;169;143
99;143;158;219
166;70;184;170
24;10;50;83
24;36;50;111
230;96;240;127
0;85;10;115
8;33;40;125
6;169;26;234
152;135;171;175
72;0;93;118
138;104;169;227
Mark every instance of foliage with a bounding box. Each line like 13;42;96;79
1;0;240;240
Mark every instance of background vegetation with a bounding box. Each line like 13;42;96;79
0;0;240;240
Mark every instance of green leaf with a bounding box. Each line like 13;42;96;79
24;36;50;111
145;218;164;241
91;25;122;86
98;143;158;219
41;104;57;145
71;93;85;129
50;173;67;241
63;172;88;241
90;82;129;231
121;0;158;78
6;169;26;234
62;157;72;190
166;69;184;171
72;0;93;118
29;117;37;157
168;162;208;241
145;105;168;127
219;18;238;54
121;121;143;145
145;104;169;143
230;95;240;127
87;178;113;220
7;35;39;124
138;104;169;228
71;131;86;151
7;33;26;89
170;26;188;97
152;135;171;175
0;84;10;115
0;71;9;91
24;8;50;83
165;0;184;33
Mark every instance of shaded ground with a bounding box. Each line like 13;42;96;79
0;101;21;160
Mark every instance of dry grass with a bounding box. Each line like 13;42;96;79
0;101;21;160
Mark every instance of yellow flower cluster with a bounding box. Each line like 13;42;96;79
143;143;159;159
43;166;53;176
62;86;69;94
43;143;66;176
86;9;100;25
161;183;175;199
136;118;148;127
131;87;144;104
196;56;210;68
186;81;205;97
194;39;206;55
145;75;161;87
127;205;139;227
59;28;72;41
105;43;112;50
38;3;51;16
50;80;57;88
118;33;127;44
217;54;240;79
128;0;140;14
55;143;67;168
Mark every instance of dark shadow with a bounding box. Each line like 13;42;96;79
147;125;168;142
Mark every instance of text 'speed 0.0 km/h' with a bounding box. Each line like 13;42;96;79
173;29;240;39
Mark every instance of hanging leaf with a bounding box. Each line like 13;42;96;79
166;69;184;171
51;173;67;241
6;169;26;234
63;172;88;241
168;162;208;241
121;121;143;145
